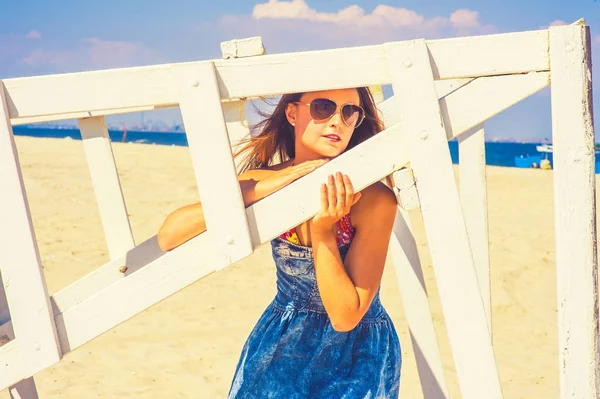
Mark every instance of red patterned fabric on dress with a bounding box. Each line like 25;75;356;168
279;213;355;247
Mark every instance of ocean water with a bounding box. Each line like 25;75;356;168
10;126;587;171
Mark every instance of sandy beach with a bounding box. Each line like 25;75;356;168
0;135;577;398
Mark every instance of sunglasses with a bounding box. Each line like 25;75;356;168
291;98;366;128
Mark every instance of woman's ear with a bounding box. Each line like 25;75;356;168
285;103;296;126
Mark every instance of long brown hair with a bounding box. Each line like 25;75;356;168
234;87;384;173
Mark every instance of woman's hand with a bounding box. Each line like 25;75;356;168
240;159;329;207
256;159;329;194
311;172;361;235
269;159;329;188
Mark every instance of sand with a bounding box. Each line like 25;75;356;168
0;135;581;398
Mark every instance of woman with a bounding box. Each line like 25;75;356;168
157;87;401;398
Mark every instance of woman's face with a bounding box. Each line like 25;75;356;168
286;88;361;160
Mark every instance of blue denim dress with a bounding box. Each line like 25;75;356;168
228;237;402;398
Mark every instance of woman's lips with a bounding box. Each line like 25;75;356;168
323;134;341;142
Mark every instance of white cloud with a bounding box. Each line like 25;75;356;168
250;1;491;33
218;1;496;52
253;2;426;27
449;9;479;29
594;35;600;46
25;30;42;39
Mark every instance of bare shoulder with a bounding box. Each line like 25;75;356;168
351;181;397;227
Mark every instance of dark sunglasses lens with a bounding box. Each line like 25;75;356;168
342;105;363;127
311;99;337;120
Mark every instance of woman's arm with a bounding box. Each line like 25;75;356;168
157;159;328;251
312;177;397;332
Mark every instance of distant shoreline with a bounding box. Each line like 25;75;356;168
12;125;550;145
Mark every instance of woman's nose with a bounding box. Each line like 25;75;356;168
328;110;343;125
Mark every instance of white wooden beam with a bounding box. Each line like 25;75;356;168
0;82;62;378
381;72;550;140
458;124;491;333
177;63;253;268
549;24;599;398
52;236;215;354
221;37;265;59
8;79;468;127
4;29;549;123
393;168;420;210
384;40;502;398
433;78;474;99
389;206;449;398
78;116;135;259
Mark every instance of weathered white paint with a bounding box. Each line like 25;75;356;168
381;72;550;139
384;40;502;398
434;78;474;99
221;37;265;59
389;206;449;398
458;124;492;333
393;168;420;210
78;116;135;260
0;83;62;378
177;63;253;268
4;29;549;123
549;24;600;398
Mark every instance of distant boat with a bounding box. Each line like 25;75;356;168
536;144;553;153
536;144;600;154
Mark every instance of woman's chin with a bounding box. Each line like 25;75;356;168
316;143;345;158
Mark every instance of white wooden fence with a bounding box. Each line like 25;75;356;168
0;21;597;399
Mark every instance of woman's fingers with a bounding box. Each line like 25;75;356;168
292;159;329;178
343;174;354;207
320;182;329;212
343;174;361;206
327;174;337;214
335;172;346;214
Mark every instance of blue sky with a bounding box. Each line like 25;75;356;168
2;0;599;141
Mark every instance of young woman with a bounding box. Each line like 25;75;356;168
157;87;401;398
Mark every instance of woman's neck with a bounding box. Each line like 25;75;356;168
293;146;325;165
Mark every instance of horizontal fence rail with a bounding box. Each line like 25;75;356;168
5;29;549;125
